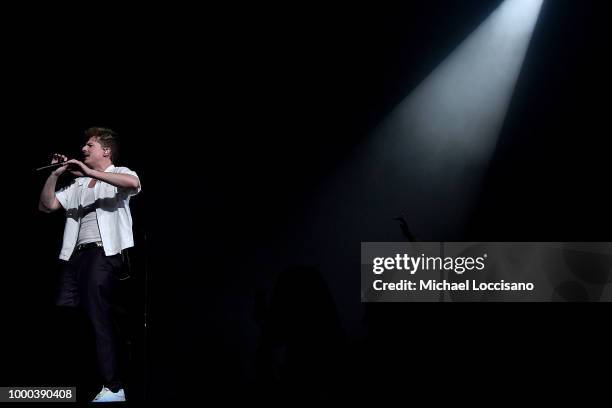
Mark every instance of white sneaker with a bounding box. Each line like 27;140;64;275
92;386;126;402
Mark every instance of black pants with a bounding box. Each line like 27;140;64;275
55;247;125;392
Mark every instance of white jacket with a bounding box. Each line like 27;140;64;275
55;164;141;260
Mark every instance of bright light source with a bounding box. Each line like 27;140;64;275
368;0;544;238
305;0;545;244
287;0;545;311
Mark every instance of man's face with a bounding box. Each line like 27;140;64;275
82;136;107;166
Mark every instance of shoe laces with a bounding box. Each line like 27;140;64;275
93;387;110;401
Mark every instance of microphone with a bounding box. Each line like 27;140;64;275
35;160;69;171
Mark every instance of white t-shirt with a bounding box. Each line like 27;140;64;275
76;184;102;246
55;164;141;260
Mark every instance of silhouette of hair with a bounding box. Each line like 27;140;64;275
255;265;346;402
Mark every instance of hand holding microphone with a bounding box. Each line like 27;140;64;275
42;153;70;176
36;154;89;177
36;152;95;179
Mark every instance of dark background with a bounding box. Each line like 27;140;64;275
3;0;611;402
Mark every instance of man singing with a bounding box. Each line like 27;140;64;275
38;127;141;402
